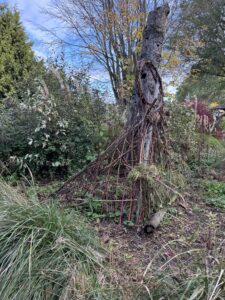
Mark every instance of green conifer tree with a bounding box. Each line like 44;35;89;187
0;3;35;98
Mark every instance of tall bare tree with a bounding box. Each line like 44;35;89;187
42;0;176;105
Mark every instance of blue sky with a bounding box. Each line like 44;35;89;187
1;0;111;92
3;0;56;59
1;0;175;96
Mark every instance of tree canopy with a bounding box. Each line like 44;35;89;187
42;0;178;105
171;0;225;102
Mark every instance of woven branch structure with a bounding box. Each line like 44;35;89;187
54;4;170;224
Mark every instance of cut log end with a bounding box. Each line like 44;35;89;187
144;224;155;234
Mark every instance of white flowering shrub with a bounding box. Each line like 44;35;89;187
0;69;108;178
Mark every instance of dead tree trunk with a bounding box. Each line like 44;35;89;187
128;4;169;164
54;4;170;224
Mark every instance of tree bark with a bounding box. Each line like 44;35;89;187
127;4;169;164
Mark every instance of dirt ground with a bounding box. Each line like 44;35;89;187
36;168;225;298
94;183;225;295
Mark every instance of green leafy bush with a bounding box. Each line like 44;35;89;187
167;102;198;162
0;67;110;178
166;102;225;175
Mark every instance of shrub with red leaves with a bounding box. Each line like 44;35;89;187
184;100;222;136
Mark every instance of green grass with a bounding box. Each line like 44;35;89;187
198;180;225;210
207;196;225;209
0;180;112;300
